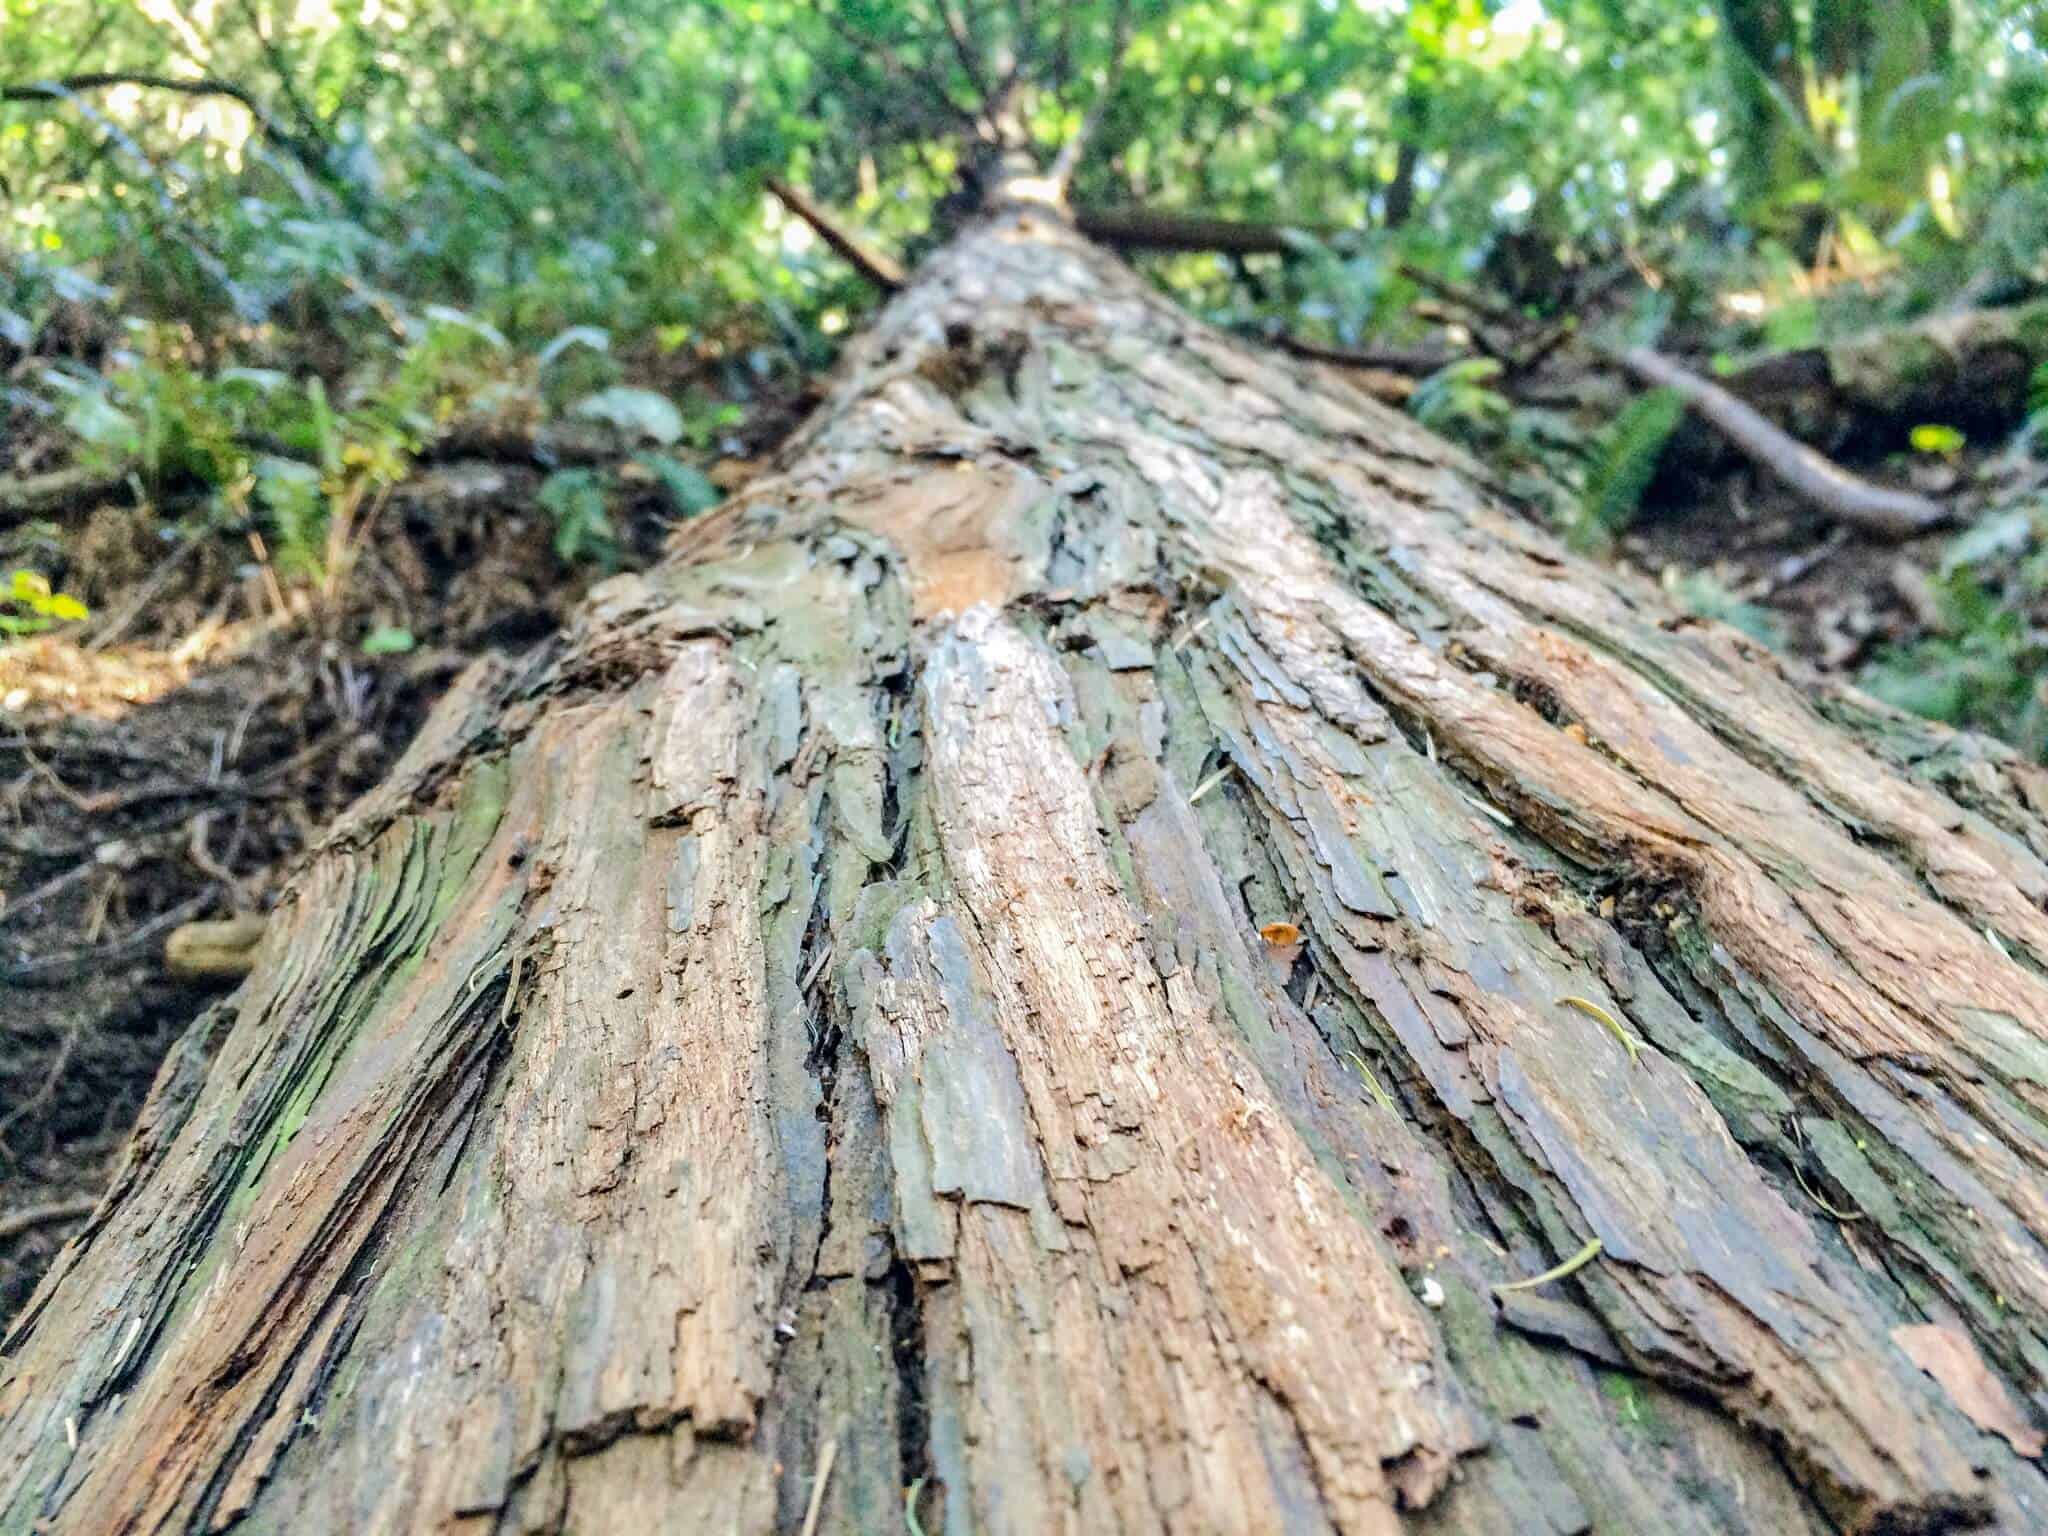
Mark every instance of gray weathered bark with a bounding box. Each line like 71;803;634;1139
6;204;2048;1535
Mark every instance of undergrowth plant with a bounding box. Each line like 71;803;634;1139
31;318;487;580
0;569;89;636
1861;499;2048;758
26;307;727;586
1582;389;1686;535
1408;362;1689;551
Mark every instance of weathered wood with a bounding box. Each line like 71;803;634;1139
6;203;2048;1535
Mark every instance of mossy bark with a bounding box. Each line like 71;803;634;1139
7;207;2048;1535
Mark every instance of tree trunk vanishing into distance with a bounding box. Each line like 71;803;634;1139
8;201;2048;1536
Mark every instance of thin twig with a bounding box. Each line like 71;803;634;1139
766;177;905;291
1345;1051;1397;1113
1791;1161;1864;1223
85;533;204;651
1187;764;1234;804
0;1196;98;1242
1558;995;1643;1067
0;1019;79;1138
798;1434;838;1536
0;890;213;986
1047;0;1131;197
813;7;981;136
936;0;997;115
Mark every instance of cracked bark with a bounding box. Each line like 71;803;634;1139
6;205;2048;1535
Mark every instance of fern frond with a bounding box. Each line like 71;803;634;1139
1582;387;1685;533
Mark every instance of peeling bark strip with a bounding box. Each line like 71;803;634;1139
8;205;2048;1536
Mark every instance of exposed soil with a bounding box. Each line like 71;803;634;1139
1627;462;1941;668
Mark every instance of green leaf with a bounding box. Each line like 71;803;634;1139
635;454;721;516
421;304;508;348
1409;359;1507;434
3;568;89;630
1583;388;1686;533
538;325;610;368
253;456;329;576
1662;569;1784;648
361;625;416;656
1762;296;1819;352
217;367;292;394
573;386;683;445
540;468;615;566
1909;423;1965;457
1941;507;2039;576
59;389;142;457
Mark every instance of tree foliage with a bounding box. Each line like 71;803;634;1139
4;0;2042;344
4;0;2048;742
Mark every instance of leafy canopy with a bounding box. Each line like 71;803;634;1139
4;0;2041;356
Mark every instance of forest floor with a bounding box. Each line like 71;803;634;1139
0;324;2023;1318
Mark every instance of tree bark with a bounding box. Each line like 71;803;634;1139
8;205;2048;1535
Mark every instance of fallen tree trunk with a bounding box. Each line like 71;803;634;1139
7;200;2048;1535
1737;297;2048;439
1651;298;2048;495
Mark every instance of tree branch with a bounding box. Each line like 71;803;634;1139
1074;205;1520;327
233;0;329;154
1075;204;1302;255
765;177;905;291
1264;335;1455;375
1609;345;1949;540
1047;0;1131;198
0;1196;97;1243
2;72;321;169
0;463;134;525
2;71;262;109
2;69;350;214
1394;263;1524;330
935;0;999;118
